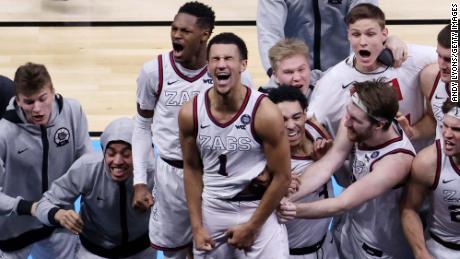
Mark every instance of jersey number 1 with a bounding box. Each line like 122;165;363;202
218;154;228;176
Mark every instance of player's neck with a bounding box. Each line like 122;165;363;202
353;58;382;73
452;154;460;166
361;125;398;148
209;84;247;120
291;135;312;157
179;48;207;70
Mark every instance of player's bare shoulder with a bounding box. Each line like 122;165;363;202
420;63;440;97
178;98;195;134
253;96;285;139
412;142;439;186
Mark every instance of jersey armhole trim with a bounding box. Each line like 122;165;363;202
251;94;267;145
431;139;442;190
369;148;416;172
155;54;164;98
428;72;441;100
192;95;198;136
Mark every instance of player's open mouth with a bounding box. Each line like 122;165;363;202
359;50;371;58
172;43;184;52
445;140;455;147
216;74;230;81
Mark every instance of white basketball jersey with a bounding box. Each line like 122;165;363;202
152;51;213;160
428;139;460;246
309;44;436;149
287;121;333;248
429;72;450;139
195;87;267;199
347;123;415;257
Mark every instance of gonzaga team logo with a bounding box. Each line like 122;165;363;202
240;114;251;125
352;159;368;180
54;127;70;147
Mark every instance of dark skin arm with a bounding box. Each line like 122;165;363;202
179;100;215;251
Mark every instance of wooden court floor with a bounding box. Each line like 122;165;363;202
0;0;452;131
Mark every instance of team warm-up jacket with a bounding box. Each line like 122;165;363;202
35;118;155;258
0;95;91;251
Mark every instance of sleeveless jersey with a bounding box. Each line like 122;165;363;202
309;44;436;150
429;139;460;246
287;121;333;248
347;123;415;257
429;72;450;139
152;51;213;160
194;87;267;200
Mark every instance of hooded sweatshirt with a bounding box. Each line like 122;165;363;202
35;117;155;258
0;94;91;251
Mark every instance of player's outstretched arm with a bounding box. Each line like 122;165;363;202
132;104;154;211
227;98;291;249
401;144;437;259
285;149;414;219
289;119;353;202
179;100;215;252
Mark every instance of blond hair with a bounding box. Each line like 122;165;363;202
268;38;309;72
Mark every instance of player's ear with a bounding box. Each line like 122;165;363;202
201;29;211;43
240;59;247;73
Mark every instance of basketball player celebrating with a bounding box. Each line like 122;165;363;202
279;79;415;258
308;4;436;150
179;32;291;258
132;2;216;258
401;99;460;259
268;86;337;258
403;24;453;139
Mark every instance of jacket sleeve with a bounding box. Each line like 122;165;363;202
35;156;93;226
256;0;288;73
74;103;92;158
0;192;21;216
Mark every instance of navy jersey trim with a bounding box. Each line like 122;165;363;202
205;87;251;128
369;148;415;172
448;155;460;177
428;71;442;100
168;51;208;82
155;54;163;98
150;241;192;251
251;93;266;145
358;122;403;151
432;139;442;190
291;154;313;160
192;95;198;135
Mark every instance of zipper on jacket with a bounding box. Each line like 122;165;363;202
119;182;129;244
312;0;322;70
40;126;49;193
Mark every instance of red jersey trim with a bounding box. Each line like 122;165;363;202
369;148;416;172
428;71;442;100
432;139;442;190
192;95;198;135
205;87;252;128
169;51;208;82
251;93;267;145
155;54;164;98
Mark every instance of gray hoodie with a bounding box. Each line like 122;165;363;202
36;117;155;258
0;94;91;251
0;159;25;216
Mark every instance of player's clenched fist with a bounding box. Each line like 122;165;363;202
132;184;154;212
